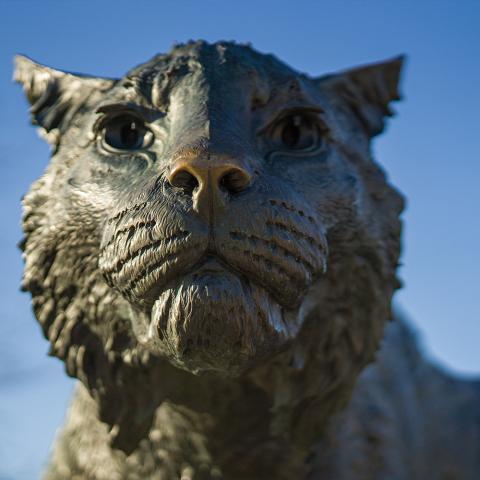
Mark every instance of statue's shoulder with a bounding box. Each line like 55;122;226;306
310;318;480;480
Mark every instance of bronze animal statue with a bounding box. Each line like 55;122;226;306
15;41;480;479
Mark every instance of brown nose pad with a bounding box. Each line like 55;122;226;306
168;168;199;196
168;166;251;196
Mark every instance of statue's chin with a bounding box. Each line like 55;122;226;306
147;260;290;376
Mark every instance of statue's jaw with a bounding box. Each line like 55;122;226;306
136;258;295;376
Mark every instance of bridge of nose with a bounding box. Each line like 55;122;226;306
165;72;256;219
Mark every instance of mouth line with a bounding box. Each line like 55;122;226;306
149;252;244;295
105;231;323;312
191;254;231;274
146;249;310;313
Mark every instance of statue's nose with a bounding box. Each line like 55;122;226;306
167;149;252;218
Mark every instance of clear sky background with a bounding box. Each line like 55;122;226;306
0;1;479;478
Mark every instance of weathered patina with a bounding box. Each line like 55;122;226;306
16;41;480;479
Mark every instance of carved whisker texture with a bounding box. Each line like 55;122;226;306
230;244;298;282
268;198;316;223
107;201;152;225
102;219;157;250
125;242;205;296
265;220;327;253
100;230;191;276
229;230;316;274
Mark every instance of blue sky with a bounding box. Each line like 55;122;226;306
1;1;479;478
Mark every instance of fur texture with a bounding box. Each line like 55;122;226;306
15;41;479;479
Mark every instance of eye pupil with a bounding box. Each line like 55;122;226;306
120;122;139;149
102;115;152;151
274;113;323;154
281;117;301;148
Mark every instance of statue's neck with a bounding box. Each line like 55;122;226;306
150;360;309;479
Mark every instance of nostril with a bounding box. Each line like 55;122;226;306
168;169;199;196
220;168;251;194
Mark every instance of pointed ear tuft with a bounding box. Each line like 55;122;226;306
14;55;117;145
316;56;405;137
14;55;56;107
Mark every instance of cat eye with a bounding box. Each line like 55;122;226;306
101;114;153;151
264;111;327;156
276;114;321;151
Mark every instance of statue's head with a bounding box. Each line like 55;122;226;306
16;41;404;451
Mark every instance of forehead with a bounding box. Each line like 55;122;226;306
122;41;305;108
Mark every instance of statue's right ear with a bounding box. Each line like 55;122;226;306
14;55;117;146
314;56;404;137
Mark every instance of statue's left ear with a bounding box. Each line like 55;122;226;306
14;55;117;146
315;56;405;137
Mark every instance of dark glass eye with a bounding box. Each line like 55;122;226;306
266;113;326;156
102;115;152;150
278;114;319;151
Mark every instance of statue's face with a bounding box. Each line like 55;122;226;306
17;42;404;379
96;48;335;375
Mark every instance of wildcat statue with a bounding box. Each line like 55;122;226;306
15;41;480;479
